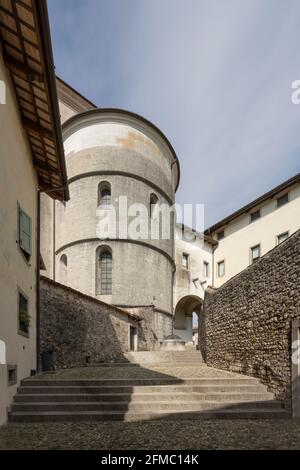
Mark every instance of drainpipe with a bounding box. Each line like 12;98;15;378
36;191;41;372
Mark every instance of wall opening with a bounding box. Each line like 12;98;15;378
98;181;111;207
96;246;112;295
59;254;67;285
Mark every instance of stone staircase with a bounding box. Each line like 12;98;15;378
9;352;289;422
124;350;203;366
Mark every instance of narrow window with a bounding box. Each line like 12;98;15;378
217;260;225;277
203;261;209;277
277;231;289;245
182;253;189;269
98;248;112;295
18;205;31;261
251;244;261;263
59;254;68;285
277;193;289;208
150;193;158;218
98;182;111;207
217;230;225;241
18;291;30;335
250;209;260;223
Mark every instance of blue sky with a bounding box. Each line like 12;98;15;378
48;0;300;227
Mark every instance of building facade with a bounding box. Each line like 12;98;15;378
0;0;68;425
173;224;214;342
205;174;300;288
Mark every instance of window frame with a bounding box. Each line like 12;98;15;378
203;261;209;278
150;193;159;219
17;203;32;262
250;244;261;264
250;209;261;223
97;247;113;295
277;231;289;245
217;260;225;278
98;181;112;208
276;193;289;209
182;253;189;269
17;287;30;338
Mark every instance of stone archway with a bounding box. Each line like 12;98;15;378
174;295;203;344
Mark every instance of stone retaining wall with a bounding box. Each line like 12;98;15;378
40;277;139;367
200;230;300;409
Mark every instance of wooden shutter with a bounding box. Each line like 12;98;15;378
19;207;31;256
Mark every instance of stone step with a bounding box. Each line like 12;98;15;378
11;401;284;413
14;392;274;403
125;351;203;364
86;362;205;368
21;377;262;387
18;384;269;395
8;408;289;422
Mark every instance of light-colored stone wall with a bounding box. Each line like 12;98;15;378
174;226;213;306
201;229;300;411
173;225;213;342
50;111;177;325
0;52;37;425
212;182;300;287
55;240;173;313
40;277;139;367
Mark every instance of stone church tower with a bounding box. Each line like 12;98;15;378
41;79;180;341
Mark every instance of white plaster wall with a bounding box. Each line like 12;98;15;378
174;227;213;307
213;183;300;287
40;193;54;279
0;53;37;425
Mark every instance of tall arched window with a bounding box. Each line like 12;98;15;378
98;181;111;207
150;193;158;218
60;254;67;285
97;247;112;295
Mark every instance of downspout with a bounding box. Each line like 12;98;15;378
36;190;41;372
53;198;55;281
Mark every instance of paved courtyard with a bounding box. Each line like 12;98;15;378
2;364;298;449
0;419;299;450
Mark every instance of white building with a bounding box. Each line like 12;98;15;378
205;174;300;288
0;0;68;425
173;224;214;342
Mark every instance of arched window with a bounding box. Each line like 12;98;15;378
98;181;111;207
97;247;112;295
150;193;158;218
59;254;67;285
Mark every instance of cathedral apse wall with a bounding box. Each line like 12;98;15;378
48;108;180;344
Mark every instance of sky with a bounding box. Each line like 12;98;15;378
48;0;300;228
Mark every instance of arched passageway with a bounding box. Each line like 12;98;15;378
174;295;203;344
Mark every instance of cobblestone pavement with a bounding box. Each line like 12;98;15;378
0;420;299;450
31;364;249;380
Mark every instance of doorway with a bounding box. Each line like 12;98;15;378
129;326;137;351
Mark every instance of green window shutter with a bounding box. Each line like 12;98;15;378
19;207;31;256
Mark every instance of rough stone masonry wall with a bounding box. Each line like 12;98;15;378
200;229;300;409
40;277;138;368
124;306;173;350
